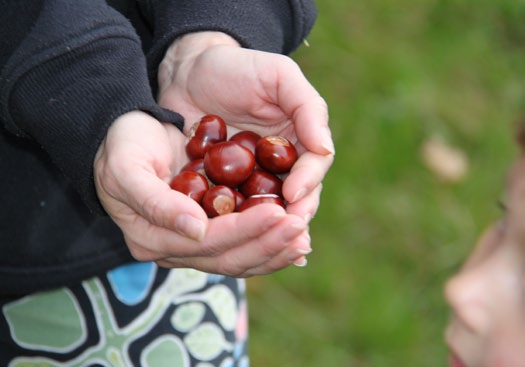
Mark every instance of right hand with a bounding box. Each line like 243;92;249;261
94;110;311;277
157;32;334;231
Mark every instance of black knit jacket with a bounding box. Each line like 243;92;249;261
0;0;317;296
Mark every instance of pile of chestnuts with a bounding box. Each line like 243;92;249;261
169;114;298;217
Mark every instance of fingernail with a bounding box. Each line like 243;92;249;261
322;128;335;155
302;231;311;245
263;211;286;230
292;188;307;203
175;214;206;241
293;257;308;267
322;141;335;155
289;246;312;265
304;213;313;223
297;247;312;256
283;222;308;241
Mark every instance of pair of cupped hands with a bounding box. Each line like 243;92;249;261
94;32;334;277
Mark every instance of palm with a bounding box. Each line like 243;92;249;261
158;41;333;224
158;46;298;143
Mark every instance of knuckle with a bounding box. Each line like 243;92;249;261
217;255;248;278
140;191;168;226
127;245;155;262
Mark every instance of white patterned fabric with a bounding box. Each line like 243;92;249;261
0;263;249;367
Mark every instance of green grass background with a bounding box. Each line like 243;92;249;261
247;1;525;366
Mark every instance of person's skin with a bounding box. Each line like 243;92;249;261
445;139;525;367
94;32;334;277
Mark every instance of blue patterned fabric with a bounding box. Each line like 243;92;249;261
0;263;249;367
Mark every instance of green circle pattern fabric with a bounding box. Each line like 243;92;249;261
0;263;249;367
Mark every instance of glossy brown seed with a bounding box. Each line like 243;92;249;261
232;190;245;211
204;141;255;187
229;130;261;155
185;114;227;160
239;170;283;198
169;171;209;203
255;135;298;174
180;158;205;174
201;185;237;217
237;194;285;212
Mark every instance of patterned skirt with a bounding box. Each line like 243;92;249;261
0;263;249;367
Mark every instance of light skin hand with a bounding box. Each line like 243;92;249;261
93;31;333;276
94;111;311;276
157;32;335;224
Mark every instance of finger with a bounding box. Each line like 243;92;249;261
143;218;312;275
202;203;288;254
125;202;289;262
282;150;333;204
167;213;309;277
285;183;323;223
240;230;312;277
114;197;206;262
293;97;334;156
115;168;210;241
272;57;334;156
216;214;309;276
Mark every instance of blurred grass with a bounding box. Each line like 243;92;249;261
247;1;525;366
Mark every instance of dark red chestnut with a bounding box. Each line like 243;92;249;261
169;171;209;203
180;158;205;174
201;185;237;217
238;194;285;212
204;141;255;187
178;115;296;216
180;158;215;187
239;170;283;198
232;190;245;211
255;136;298;174
186;114;227;160
229;130;261;155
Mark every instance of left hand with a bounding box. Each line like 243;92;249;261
157;32;335;223
94;111;312;276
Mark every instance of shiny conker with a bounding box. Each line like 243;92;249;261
201;185;237;217
239;170;283;198
185;114;227;160
180;158;205;174
177;113;300;217
169;171;209;203
232;190;245;211
255;135;298;174
238;194;285;212
204;141;255;187
229;130;261;155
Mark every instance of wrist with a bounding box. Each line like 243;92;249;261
158;32;240;93
167;31;240;58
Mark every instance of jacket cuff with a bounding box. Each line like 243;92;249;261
4;36;183;214
144;0;318;93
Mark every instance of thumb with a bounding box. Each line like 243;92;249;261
94;110;209;241
270;55;334;156
122;168;209;241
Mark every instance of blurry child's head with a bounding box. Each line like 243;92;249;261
445;123;525;367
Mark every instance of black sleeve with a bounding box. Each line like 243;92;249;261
0;0;184;214
136;0;318;91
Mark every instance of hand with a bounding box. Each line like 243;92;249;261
157;32;335;224
94;111;311;277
